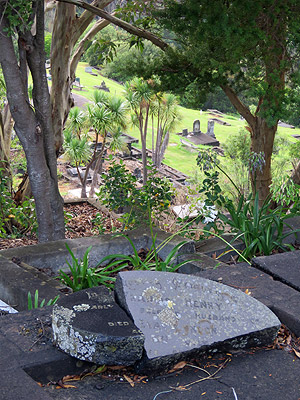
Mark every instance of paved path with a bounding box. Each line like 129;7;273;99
72;91;91;108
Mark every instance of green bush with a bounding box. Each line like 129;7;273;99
58;244;127;291
97;160;174;227
219;193;300;260
0;168;37;238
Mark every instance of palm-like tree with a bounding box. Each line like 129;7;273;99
88;92;128;197
124;77;154;184
152;93;181;168
63;127;92;197
67;107;87;139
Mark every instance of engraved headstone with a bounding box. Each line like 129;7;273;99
52;286;144;365
182;128;188;136
207;119;216;138
115;271;280;373
193;119;201;133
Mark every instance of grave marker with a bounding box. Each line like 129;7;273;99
182;128;188;136
115;271;280;372
52;286;144;365
207;119;216;138
193;119;201;133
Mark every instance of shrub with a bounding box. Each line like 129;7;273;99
0;168;37;238
97;160;174;227
219;193;300;260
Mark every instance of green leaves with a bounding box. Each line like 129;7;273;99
28;290;59;310
97;160;174;227
4;0;34;35
58;244;128;291
220;192;300;260
58;245;97;292
95;233;190;274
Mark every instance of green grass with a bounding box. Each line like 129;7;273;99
74;62;300;177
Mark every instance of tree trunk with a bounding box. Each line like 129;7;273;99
51;3;76;153
51;1;113;153
221;85;278;204
0;4;65;242
0;104;13;186
89;133;107;197
291;161;300;186
140;107;150;185
157;130;169;169
249;118;277;204
14;174;32;206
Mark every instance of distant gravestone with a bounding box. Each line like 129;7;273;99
115;271;280;373
85;66;93;73
207;120;216;138
67;167;78;177
52;286;144;365
99;81;110;92
193;119;201;133
182;128;188;136
133;167;142;179
67;167;92;182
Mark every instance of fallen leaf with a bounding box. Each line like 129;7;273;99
62;384;77;389
168;361;187;372
133;375;147;383
36;382;43;387
201;392;206;395
62;375;81;383
293;348;300;358
56;379;78;389
171;385;190;391
123;374;134;387
216;391;223;394
109;365;125;370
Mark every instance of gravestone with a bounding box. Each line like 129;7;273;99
67;167;79;177
52;286;144;365
115;271;280;373
99;81;110;92
85;66;93;73
182;128;188;136
193;119;201;133
133;167;142;179
207;119;216;138
67;167;92;182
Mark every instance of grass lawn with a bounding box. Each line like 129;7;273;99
74;62;300;177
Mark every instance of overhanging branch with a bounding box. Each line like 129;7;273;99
221;84;256;127
56;0;168;51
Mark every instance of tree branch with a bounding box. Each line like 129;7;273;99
70;17;110;78
73;0;113;45
221;84;256;127
56;0;168;50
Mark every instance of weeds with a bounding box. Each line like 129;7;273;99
27;290;59;310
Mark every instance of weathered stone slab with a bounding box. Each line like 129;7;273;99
52;286;144;365
252;251;300;291
115;271;280;373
